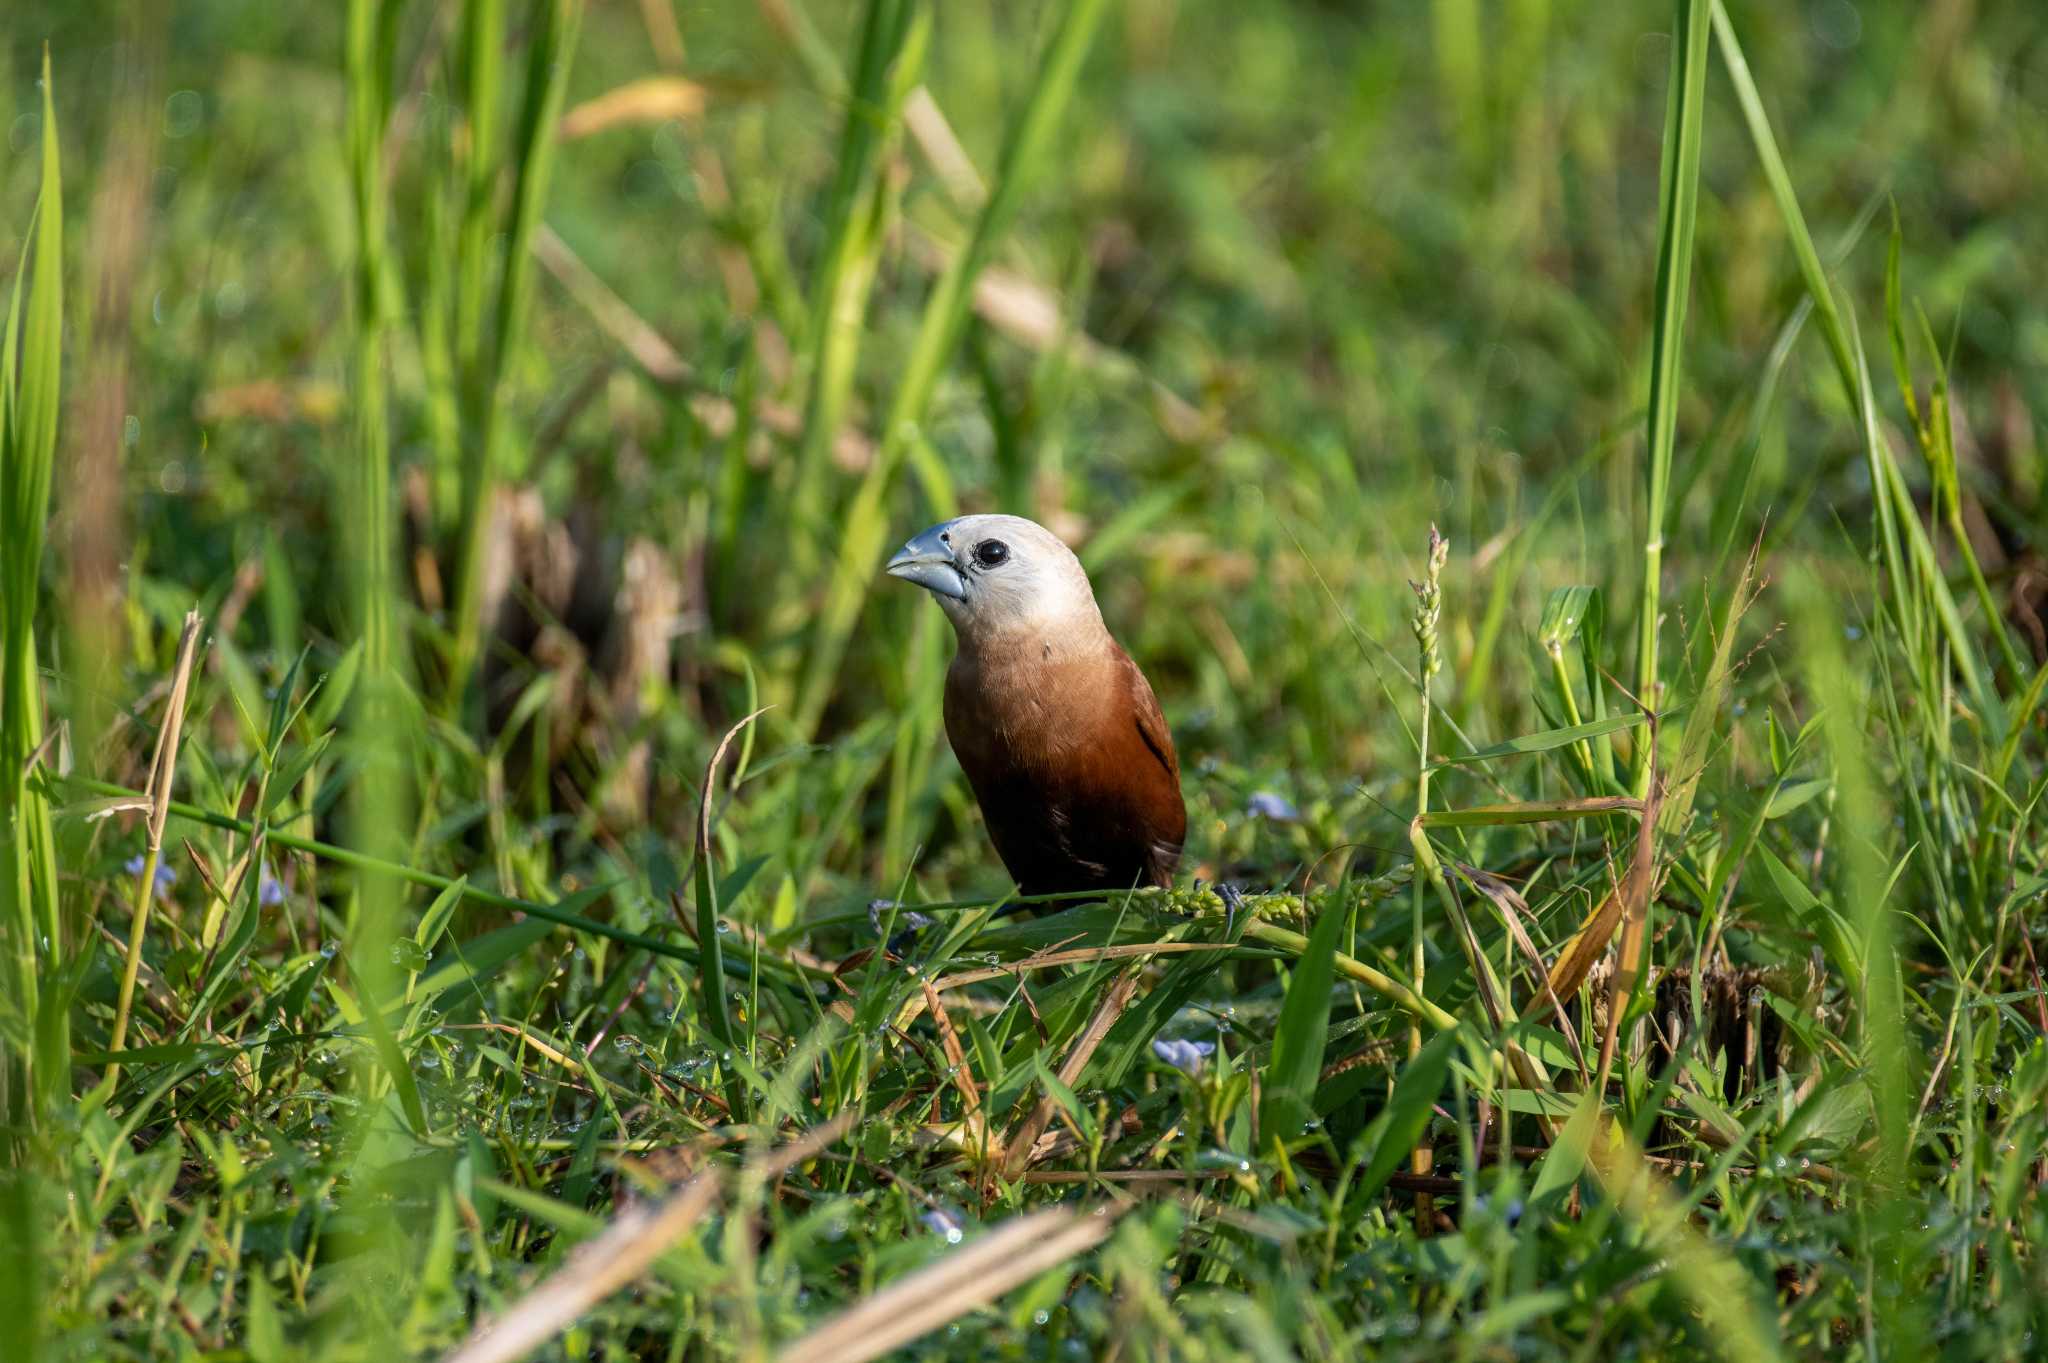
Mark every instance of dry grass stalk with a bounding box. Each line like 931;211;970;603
559;76;708;140
108;610;204;1072
1595;777;1665;1091
903;86;986;204
1001;970;1138;1179
439;1174;719;1363
530;224;870;468
775;1205;1120;1363
633;0;687;71
1455;862;1587;1077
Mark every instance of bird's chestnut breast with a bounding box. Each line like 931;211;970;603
942;633;1184;897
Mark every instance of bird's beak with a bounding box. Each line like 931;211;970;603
885;530;969;601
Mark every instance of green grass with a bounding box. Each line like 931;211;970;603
4;0;2048;1358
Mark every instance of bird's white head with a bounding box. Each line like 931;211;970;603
885;513;1105;646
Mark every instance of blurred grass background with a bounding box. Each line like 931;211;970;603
3;0;2048;1358
7;3;2038;825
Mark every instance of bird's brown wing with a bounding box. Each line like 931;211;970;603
1116;643;1180;788
1112;642;1185;886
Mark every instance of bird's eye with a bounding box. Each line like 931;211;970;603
974;540;1010;568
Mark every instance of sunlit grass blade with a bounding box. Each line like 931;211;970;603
447;0;584;704
793;0;1114;736
1430;712;1646;768
1711;0;1993;715
1788;571;1917;1346
1;48;65;1134
787;0;930;563
1631;0;1711;792
696;709;769;1115
108;614;203;1076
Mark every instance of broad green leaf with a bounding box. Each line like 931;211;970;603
259;730;334;821
1536;586;1598;651
1352;1028;1459;1202
1259;896;1346;1147
410;912;564;1013
1758;846;1862;995
357;968;428;1136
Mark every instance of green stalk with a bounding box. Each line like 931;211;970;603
1916;321;2026;684
1240;921;1456;1033
1408;531;1447;1076
454;0;506;387
1710;1;1993;717
792;0;1113;737
346;0;397;690
447;0;583;707
0;50;65;1133
787;0;928;563
1632;0;1710;793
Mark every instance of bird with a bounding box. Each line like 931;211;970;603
885;513;1185;901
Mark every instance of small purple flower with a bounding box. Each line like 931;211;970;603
258;870;286;907
1151;1037;1216;1075
124;854;176;900
1246;791;1300;822
919;1207;965;1244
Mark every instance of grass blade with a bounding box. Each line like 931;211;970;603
1632;0;1710;790
1711;0;1992;714
793;0;1114;736
447;0;584;703
696;709;770;1113
1259;893;1347;1149
1430;712;1648;768
1352;1027;1459;1203
1;47;65;1131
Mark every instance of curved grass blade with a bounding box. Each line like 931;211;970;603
696;708;771;1113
